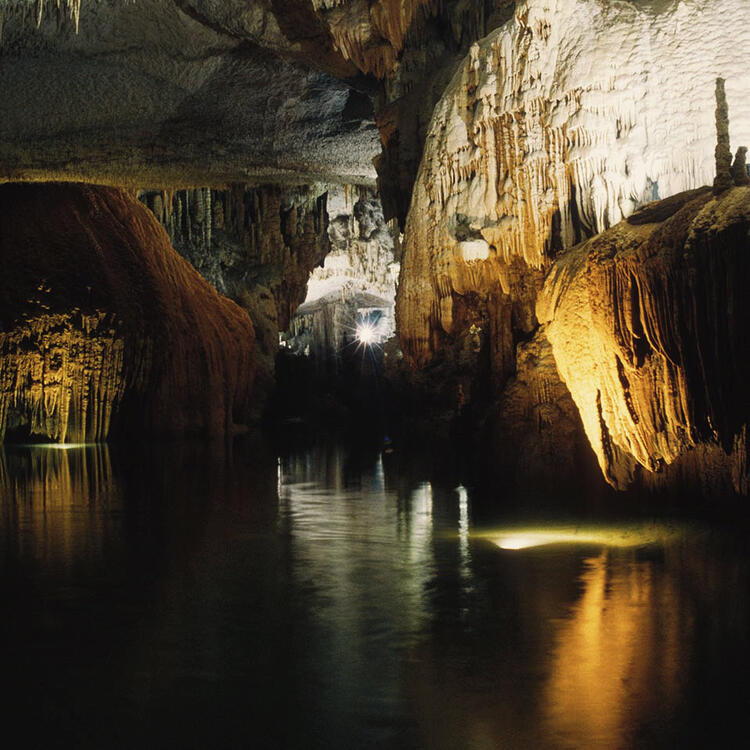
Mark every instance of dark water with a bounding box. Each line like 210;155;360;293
1;438;748;749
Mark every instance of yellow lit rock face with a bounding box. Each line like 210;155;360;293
539;187;750;490
0;312;128;443
396;0;750;367
0;183;256;442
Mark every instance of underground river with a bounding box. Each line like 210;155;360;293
1;436;748;748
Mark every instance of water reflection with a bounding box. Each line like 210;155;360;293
0;444;120;567
276;447;438;745
543;549;683;748
457;484;471;586
0;439;747;748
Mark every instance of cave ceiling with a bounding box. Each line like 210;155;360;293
0;0;386;187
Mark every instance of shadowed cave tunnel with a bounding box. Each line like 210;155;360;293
1;1;750;748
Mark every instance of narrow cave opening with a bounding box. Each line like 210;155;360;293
273;187;400;439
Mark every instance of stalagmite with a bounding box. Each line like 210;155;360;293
713;78;734;195
732;147;749;187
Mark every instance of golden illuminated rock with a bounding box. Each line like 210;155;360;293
0;183;255;442
539;186;750;490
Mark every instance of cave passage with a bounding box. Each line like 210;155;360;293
2;0;750;747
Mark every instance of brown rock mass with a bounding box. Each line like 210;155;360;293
0;183;255;442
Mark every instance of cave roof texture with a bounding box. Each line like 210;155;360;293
0;0;525;193
0;0;388;187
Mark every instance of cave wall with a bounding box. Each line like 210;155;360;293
388;0;750;491
396;0;750;369
0;182;255;442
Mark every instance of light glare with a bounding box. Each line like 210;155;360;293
356;321;379;345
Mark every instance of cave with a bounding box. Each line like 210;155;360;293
1;1;749;747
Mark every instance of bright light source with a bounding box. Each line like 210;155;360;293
496;534;553;550
356;321;379;345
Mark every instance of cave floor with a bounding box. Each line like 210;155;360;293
0;435;747;749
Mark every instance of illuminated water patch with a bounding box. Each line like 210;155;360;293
478;523;684;550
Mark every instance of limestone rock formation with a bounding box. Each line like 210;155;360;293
140;183;332;413
489;329;599;490
305;185;400;306
141;184;331;330
285;185;399;371
0;183;255;442
539;187;750;491
396;0;750;369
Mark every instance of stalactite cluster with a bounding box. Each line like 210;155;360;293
312;0;439;80
0;183;255;442
396;0;750;368
0;0;83;36
142;184;330;333
0;311;129;443
539;186;750;490
141;183;331;416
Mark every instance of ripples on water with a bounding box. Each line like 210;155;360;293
0;439;748;748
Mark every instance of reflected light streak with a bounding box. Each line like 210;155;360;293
0;443;116;566
412;481;433;517
486;523;683;550
543;549;683;746
456;485;471;594
406;482;433;566
21;443;94;450
457;485;469;559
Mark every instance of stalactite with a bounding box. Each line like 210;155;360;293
16;0;83;32
315;0;440;79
